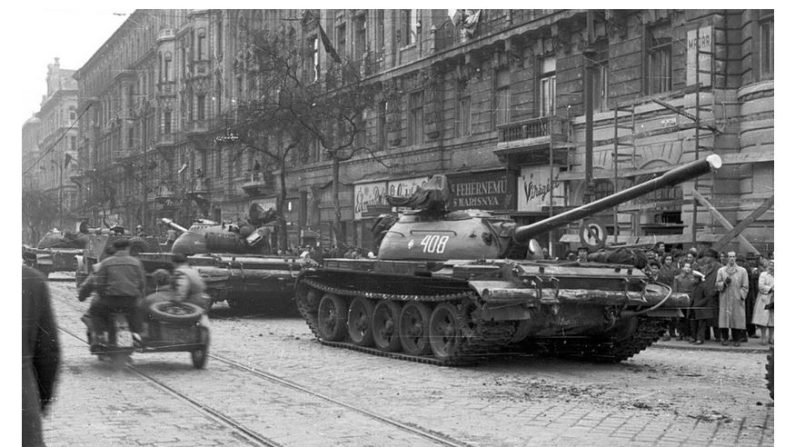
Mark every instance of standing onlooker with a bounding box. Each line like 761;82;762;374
743;254;760;338
23;265;61;447
716;251;749;346
657;254;677;340
752;260;774;344
719;251;728;266
691;249;720;344
673;262;698;341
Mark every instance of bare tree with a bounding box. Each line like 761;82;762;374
227;25;389;247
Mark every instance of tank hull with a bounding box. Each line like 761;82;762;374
296;258;686;365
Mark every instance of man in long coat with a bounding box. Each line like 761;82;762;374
691;249;720;344
23;265;61;446
716;251;749;346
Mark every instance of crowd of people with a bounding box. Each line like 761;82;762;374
641;242;774;347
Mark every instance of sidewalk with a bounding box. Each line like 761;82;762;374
653;336;772;353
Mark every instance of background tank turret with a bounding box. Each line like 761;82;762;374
295;155;722;365
154;204;314;314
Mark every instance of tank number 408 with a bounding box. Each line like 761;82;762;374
419;235;450;254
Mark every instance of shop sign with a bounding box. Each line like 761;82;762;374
447;170;515;211
354;181;387;220
387;176;431;198
687;26;712;87
517;166;564;212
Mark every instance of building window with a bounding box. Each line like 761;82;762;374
354;14;367;60
377;101;387;149
645;26;672;95
400;10;418;46
375;10;385;55
456;83;471;137
590;41;609;112
759;18;774;79
539;57;556;117
197;29;207;61
163;110;172;135
69;106;77;122
307;36;320;82
163;52;173;82
70;136;77;151
128;127;135;149
408;91;424;145
197;94;205;121
336;23;346;60
495;69;511;127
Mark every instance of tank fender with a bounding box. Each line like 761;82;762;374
470;281;536;304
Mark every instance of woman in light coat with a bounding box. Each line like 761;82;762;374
752;260;774;344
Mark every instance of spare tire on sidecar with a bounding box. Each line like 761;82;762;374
149;300;204;324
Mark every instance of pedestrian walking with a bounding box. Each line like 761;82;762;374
752;260;774;344
23;265;61;447
716;251;749;346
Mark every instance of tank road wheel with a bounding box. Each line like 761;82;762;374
372;301;402;352
347;297;375;347
429;303;463;361
398;302;432;356
317;294;348;341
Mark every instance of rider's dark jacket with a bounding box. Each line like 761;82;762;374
94;250;146;298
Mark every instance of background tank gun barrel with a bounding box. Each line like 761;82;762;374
161;218;188;234
512;154;722;243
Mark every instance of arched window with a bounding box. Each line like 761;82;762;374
197;29;207;60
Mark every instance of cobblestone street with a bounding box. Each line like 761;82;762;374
43;281;774;446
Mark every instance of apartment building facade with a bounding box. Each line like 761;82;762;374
68;9;774;256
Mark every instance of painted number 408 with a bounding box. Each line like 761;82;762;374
420;235;449;254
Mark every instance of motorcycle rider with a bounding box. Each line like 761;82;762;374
87;239;147;346
172;253;211;328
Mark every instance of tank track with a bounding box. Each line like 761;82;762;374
296;278;516;366
540;318;667;363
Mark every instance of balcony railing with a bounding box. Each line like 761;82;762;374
188;177;212;195
241;172;273;196
434;10;560;53
497;116;567;143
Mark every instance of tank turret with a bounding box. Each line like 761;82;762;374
377;155;721;260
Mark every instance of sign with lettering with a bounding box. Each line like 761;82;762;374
687;26;713;87
447;170;515;211
517;166;564;212
387;176;431;198
354;181;388;220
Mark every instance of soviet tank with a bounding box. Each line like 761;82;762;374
24;222;92;277
155;203;315;314
294;155;722;365
74;225;164;287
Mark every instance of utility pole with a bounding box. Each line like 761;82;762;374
583;10;596;205
58;154;64;230
141;100;148;232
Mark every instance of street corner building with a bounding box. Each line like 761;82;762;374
22;9;774;256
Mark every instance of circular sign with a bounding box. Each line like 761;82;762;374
579;220;606;249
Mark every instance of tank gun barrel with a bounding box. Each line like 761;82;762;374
161;218;188;233
512;155;722;243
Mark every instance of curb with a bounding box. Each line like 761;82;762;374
651;341;770;354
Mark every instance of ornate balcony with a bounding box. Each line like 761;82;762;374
495;116;571;165
241;172;273;197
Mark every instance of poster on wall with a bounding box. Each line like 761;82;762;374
354;181;388;220
447;170;516;211
517;166;564;212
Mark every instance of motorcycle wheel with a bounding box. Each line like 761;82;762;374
191;326;210;369
149;301;203;324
